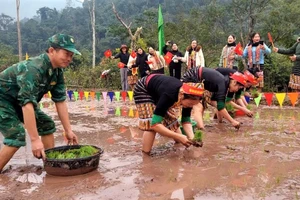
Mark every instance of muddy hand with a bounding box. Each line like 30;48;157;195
232;120;241;130
179;135;192;147
246;110;253;117
31;139;46;160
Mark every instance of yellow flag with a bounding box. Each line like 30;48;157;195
127;91;133;101
48;91;52;98
275;93;286;108
25;53;29;60
84;91;89;101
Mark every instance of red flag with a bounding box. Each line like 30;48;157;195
234;42;243;56
130;51;137;58
146;61;153;65
118;62;125;68
268;32;273;44
264;92;274;106
104;49;112;58
164;52;173;65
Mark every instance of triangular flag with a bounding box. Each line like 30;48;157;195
102;92;107;102
275;93;286;108
67;90;73;101
115;91;121;101
48;91;52;98
127;91;133;101
264;93;273;106
115;107;121;116
73;91;79;101
25;53;29;60
287;92;298;107
40;103;43;109
108;91;114;102
79;90;84;100
84;91;89;101
96;91;101;101
121;91;127;102
128;107;134;117
254;93;262;107
90;91;95;100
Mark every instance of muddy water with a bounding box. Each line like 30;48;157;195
1;100;300;200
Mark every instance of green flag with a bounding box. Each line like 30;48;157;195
158;4;164;55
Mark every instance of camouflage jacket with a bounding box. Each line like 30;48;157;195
0;53;66;108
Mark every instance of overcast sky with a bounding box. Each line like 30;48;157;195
0;0;83;19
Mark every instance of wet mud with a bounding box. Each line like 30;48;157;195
1;99;300;200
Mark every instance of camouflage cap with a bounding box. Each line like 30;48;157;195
48;34;81;55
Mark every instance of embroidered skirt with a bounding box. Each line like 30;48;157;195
134;76;180;131
289;74;300;90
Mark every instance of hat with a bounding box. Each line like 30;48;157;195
230;72;247;86
120;44;128;50
48;34;81;55
181;83;204;97
244;70;258;85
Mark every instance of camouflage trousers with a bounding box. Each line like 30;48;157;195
0;100;56;147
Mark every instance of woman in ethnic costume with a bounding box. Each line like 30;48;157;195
133;74;204;154
273;37;300;91
243;32;271;92
219;34;242;70
182;67;246;130
182;40;205;69
147;47;166;74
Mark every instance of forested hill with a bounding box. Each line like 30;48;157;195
0;0;300;66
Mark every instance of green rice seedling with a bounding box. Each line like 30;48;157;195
46;145;98;159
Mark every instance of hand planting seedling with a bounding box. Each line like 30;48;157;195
46;145;99;159
225;103;235;118
190;129;203;147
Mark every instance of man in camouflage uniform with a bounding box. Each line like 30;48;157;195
0;34;81;172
